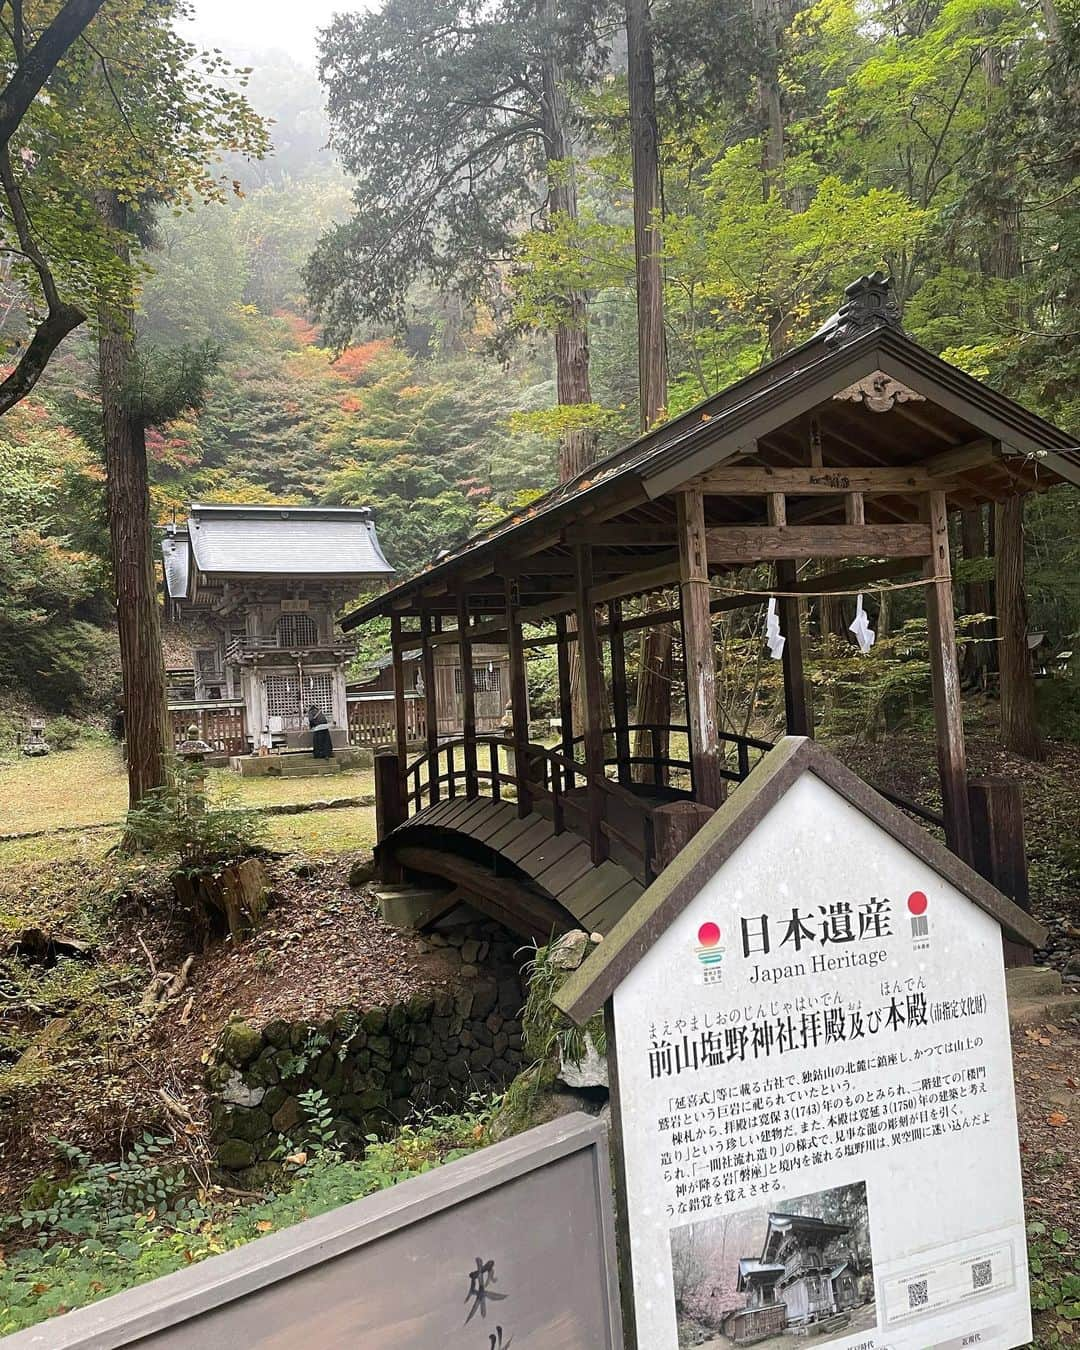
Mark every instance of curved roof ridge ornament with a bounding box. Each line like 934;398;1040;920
814;270;903;345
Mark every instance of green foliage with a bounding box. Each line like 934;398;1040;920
305;0;609;336
1036;677;1080;744
123;759;266;870
11;1135;200;1245
0;1099;495;1335
297;1087;342;1153
42;718;82;752
1027;1221;1080;1347
520;935;606;1068
0;402;114;715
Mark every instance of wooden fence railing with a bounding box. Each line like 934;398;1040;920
387;722;943;889
169;703;247;756
347;693;426;748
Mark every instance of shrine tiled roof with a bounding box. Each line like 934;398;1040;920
163;504;394;599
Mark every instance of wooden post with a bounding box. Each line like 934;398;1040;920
968;777;1034;968
457;592;478;797
420;610;439;805
555;611;575;788
374;750;405;883
767;492;810;738
390;612;408;777
609;600;631;785
574;544;608;863
677;490;723;808
505;577;533;817
776;560;810;736
923;491;973;863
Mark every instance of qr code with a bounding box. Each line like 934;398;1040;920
907;1279;929;1310
972;1259;993;1290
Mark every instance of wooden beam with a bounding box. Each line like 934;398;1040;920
420;611;439;803
505;577;532;818
589;560;682;606
706;523;932;562
609;600;631;785
563;524;675;546
922;437;997;477
574;545;609;862
695;466;961;495
923;490;973;863
678;490;723;808
457;592;478;798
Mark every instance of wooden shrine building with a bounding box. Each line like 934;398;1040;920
163;503;395;757
342;275;1080;947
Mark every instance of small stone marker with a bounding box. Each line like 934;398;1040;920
555;737;1047;1350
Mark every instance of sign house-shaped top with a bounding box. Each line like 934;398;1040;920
555;738;1046;1350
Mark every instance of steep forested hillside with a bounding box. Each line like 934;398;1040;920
1;1;1078;733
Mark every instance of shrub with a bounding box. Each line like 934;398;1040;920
43;717;82;750
1036;676;1080;743
123;758;266;869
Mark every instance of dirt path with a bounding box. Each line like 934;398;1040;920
1013;1015;1080;1233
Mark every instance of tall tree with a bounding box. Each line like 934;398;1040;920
996;495;1042;760
42;1;268;806
0;0;109;412
306;0;608;485
96;191;169;805
626;0;674;779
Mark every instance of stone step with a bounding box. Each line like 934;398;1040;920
374;885;460;930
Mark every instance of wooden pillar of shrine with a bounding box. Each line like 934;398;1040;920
555;611;576;788
420;610;439;805
390;613;408;773
609;599;632;785
677;490;723;808
769;492;810;737
505;577;533;817
574;545;609;862
456;592;478;798
923;490;974;863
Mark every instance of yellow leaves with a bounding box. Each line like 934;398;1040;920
255;1220;274;1232
1046;1111;1069;1127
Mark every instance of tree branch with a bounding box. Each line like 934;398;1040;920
0;143;85;413
0;0;108;151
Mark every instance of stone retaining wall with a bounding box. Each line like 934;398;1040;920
205;922;527;1172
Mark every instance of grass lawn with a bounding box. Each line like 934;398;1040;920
0;740;375;837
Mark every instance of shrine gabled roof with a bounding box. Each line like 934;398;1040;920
552;737;1048;1026
737;1259;785;1289
340;293;1079;629
170;504;395;588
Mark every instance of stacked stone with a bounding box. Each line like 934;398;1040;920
207;962;525;1172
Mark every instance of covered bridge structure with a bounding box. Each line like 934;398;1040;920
341;275;1079;949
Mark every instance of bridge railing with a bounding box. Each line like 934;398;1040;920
386;727;943;888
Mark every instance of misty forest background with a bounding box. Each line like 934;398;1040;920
2;0;1079;747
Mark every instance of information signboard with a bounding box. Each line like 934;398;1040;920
555;738;1047;1350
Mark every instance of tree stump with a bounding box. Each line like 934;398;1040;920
174;857;270;944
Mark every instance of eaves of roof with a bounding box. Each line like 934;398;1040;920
340;324;1077;630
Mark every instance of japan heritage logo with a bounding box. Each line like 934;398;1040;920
908;890;930;948
695;921;725;985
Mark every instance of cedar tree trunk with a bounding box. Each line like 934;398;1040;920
98;191;170;809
